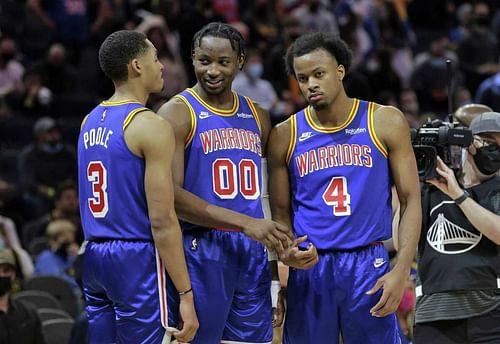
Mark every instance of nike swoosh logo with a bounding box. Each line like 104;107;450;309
198;112;212;119
298;133;315;142
373;260;386;268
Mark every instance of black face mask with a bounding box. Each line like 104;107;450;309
0;276;12;296
474;144;500;175
309;3;320;13
56;241;71;257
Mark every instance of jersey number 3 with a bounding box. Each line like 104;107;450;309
87;161;109;217
322;176;351;216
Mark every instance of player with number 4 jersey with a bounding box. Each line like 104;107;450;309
268;32;421;344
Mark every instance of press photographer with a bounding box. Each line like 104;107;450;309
413;112;500;344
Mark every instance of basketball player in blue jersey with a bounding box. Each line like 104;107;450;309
77;30;198;343
268;32;422;343
157;22;291;344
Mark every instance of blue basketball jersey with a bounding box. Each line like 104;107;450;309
78;100;152;241
177;88;264;230
288;99;392;250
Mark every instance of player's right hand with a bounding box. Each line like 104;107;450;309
172;292;199;343
280;235;319;269
242;219;293;254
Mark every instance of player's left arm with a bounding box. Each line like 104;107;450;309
367;105;421;317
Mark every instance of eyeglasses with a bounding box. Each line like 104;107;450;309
473;136;498;148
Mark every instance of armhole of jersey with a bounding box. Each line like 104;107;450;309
123;107;149;131
245;96;262;135
80;114;90;131
286;114;297;165
367;102;388;157
175;95;197;147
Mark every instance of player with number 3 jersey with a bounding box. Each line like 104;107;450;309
78;30;198;343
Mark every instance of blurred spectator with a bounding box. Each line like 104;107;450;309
136;15;188;110
362;47;402;98
262;15;308;111
5;68;53;117
0;215;34;279
34;219;80;293
449;3;473;44
0;248;46;344
399;88;421;128
233;48;282;115
22;181;80;250
292;0;338;35
411;33;461;116
242;0;281;51
457;2;499;95
27;0;111;64
0;37;24;96
32;43;80;96
475;59;500;111
212;0;239;23
237;53;293;124
18;117;77;217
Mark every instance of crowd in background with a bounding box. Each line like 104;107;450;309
0;0;499;343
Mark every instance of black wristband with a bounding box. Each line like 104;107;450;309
178;288;192;296
453;190;470;205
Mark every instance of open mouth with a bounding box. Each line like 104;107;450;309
205;79;224;89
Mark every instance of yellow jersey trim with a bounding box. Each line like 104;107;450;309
101;99;141;106
123;107;149;131
286;115;297;165
245;97;262;135
80;114;89;131
305;98;359;133
175;95;197;147
367;102;388;157
186;88;239;116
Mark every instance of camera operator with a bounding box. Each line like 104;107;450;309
413;112;500;344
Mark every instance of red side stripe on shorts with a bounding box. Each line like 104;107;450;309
156;250;168;328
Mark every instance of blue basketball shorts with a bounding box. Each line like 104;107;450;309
284;243;400;344
83;240;173;344
167;229;273;344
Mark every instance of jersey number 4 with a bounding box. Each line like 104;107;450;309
212;158;260;200
322;176;351;216
87;161;109;217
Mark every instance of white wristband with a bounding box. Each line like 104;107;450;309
271;280;281;308
267;250;278;261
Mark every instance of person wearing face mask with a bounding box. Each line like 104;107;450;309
34;219;80;295
18;116;77;217
233;48;287;122
414;111;500;344
0;248;47;344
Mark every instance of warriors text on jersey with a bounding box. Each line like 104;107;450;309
287;99;392;250
177;88;264;230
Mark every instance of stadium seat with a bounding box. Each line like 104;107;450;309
37;308;73;322
25;275;81;317
42;318;75;344
12;290;63;310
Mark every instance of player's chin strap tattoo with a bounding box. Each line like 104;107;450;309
262;158;282;307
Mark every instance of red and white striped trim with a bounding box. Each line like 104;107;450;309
155;249;168;329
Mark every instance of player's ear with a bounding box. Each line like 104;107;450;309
130;58;142;75
238;54;246;71
337;64;345;82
